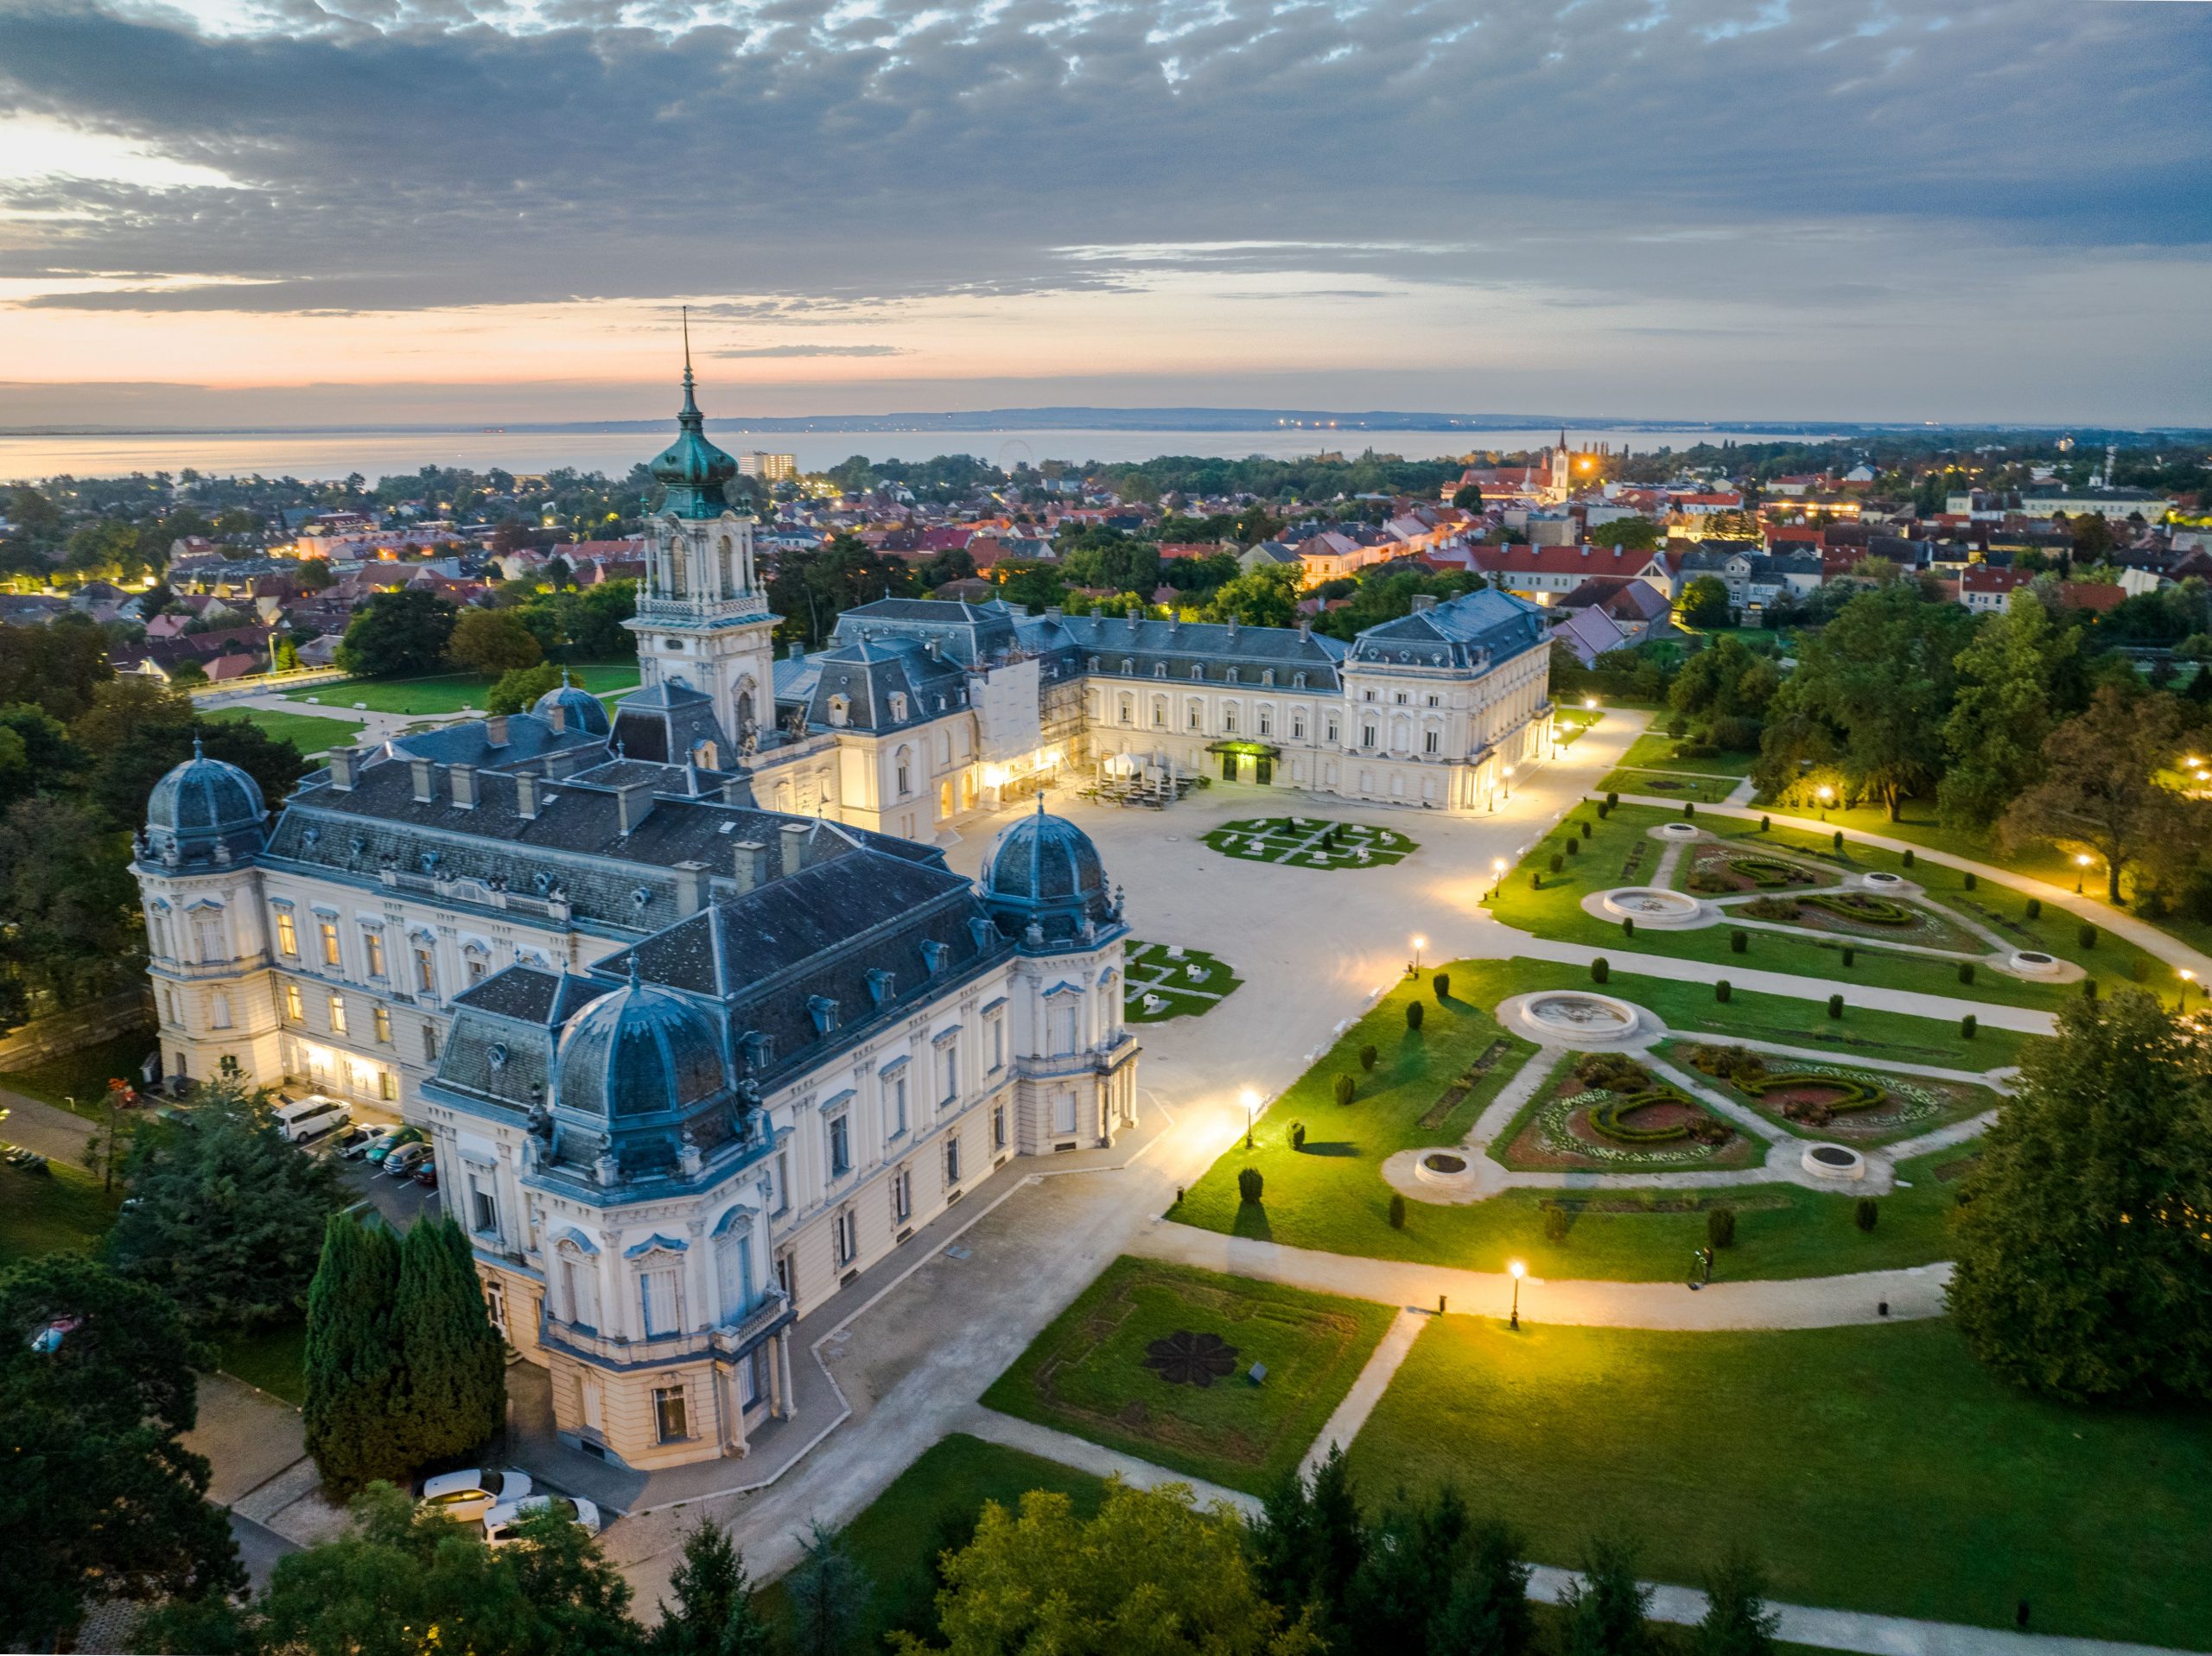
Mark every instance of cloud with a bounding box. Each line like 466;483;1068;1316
711;343;906;357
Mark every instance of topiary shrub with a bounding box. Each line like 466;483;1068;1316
1289;1121;1306;1151
1566;837;1581;857
1759;815;1771;832
2025;898;2041;920
1683;802;1697;819
1707;1206;1737;1249
1549;853;1564;874
1623;917;1637;939
1389;1193;1406;1230
1832;829;1844;852
1573;1051;1654;1092
1407;1001;1426;1031
1731;929;1748;954
1827;993;1844;1018
1961;1013;1977;1040
1958;961;1976;986
1854;1196;1878;1234
1544;1204;1568;1241
1841;946;1855;967
1237;1167;1263;1204
1964;871;1977;890
1605;791;1619;810
1581;819;1593;840
1530;872;1541;890
2079;922;2097;950
1902;849;1915;869
1334;1074;1356;1107
1715;979;1732;1003
1433;972;1451;1002
1592;956;1611;984
1360;1044;1378;1072
2083;977;2099;1000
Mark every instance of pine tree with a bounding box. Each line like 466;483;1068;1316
785;1520;871;1656
392;1217;508;1468
1560;1534;1651;1656
1429;1519;1535;1656
1694;1552;1780;1656
302;1215;410;1495
1345;1483;1469;1653
655;1520;772;1656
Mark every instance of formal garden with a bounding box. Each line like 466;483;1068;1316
980;1256;1395;1494
1121;941;1243;1023
1661;1042;1997;1146
1491;1051;1761;1174
1200;815;1418;869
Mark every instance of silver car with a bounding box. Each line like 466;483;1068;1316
418;1468;532;1526
482;1494;602;1547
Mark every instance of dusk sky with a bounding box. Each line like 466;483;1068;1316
2;0;2209;429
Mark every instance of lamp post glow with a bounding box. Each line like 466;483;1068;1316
1584;698;1598;712
1241;1087;1260;1150
1412;934;1427;974
1502;764;1515;801
2075;852;2091;895
1489;856;1507;900
1817;784;1834;821
2181;969;2196;1012
1509;1259;1526;1329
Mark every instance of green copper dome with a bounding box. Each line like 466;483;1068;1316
648;358;740;519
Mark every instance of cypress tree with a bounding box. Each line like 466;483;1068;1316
1430;1519;1536;1656
393;1217;507;1468
302;1215;409;1495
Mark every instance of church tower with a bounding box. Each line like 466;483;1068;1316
627;326;779;752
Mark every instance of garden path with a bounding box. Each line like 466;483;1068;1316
1461;1044;1563;1147
0;1083;96;1166
1884;1111;2001;1163
1299;1307;1427;1478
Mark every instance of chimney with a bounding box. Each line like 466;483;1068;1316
515;771;542;820
1409;594;1438;613
544;748;582;780
546;703;567;734
720;777;750;808
1225;614;1238;638
779;822;809;878
449;763;477;809
1044;605;1063;619
788;641;806;661
410;758;436;803
615;780;655;835
1298;619;1313;640
673;860;709;915
485;714;509;747
731;839;771;893
925;636;941;660
327;748;357;791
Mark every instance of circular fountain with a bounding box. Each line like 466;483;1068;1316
2008;949;2065;979
1597;887;1707;929
1802;1143;1866;1181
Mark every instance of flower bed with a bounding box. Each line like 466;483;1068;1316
1732;1064;1942;1133
1728;853;1818;888
1526;1088;1740;1168
1799;891;1917;927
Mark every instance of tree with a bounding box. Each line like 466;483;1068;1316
106;1081;342;1332
787;1520;873;1656
302;1215;412;1495
1590;517;1660;553
653;1520;773;1656
1205;564;1302;629
0;615;114;721
1938;593;2075;830
1344;1483;1470;1653
1248;1444;1363;1644
1430;1519;1536;1656
2000;684;2202;903
0;1252;243;1649
448;607;545;677
336;589;459;678
897;1482;1319;1656
488;659;564;715
1948;989;2212;1401
69;677;305;832
391;1217;507;1469
1694;1552;1780;1656
1559;1535;1652;1656
1678;575;1733;629
0;795;143;1031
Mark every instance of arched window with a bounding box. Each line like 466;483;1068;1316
895;748;912;796
1118;695;1134;726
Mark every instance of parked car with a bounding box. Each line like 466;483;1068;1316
365;1126;423;1165
418;1468;531;1526
384;1141;433;1177
272;1094;351;1145
343;1125;397;1161
482;1494;601;1547
410;1161;439;1190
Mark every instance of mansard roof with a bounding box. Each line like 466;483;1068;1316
1345;589;1549;669
807;635;969;731
833;597;1024;665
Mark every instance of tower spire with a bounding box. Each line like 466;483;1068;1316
680;305;699;418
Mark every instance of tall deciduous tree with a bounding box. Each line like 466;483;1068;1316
392;1217;507;1469
0;1252;243;1650
447;607;544;676
1939;593;2075;830
336;588;459;678
303;1215;412;1495
1948;989;2212;1401
2000;684;2202;903
898;1482;1319;1656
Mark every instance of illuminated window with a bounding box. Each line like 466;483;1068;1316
276;911;298;957
327;993;347;1036
283;982;303;1022
319;921;341;968
372;1005;392;1044
363;929;385;978
414;946;436;994
652;1383;689;1440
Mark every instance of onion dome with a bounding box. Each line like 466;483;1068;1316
531;668;612;738
143;735;267;864
646;331;740;519
554;961;727;1119
981;797;1115;946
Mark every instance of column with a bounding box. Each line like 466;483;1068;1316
778;1330;796;1420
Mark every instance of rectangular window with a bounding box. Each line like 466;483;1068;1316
653;1385;690;1443
993;1102;1007;1151
276;910;299;957
363;930;385;978
1363;725;1376;747
327;993;347;1036
1425;730;1440;754
834;1209;858;1266
468;1175;498;1236
939;1041;958;1107
887;1071;908;1138
1223;707;1237;733
562;1257;599;1331
414;947;436;994
988;1014;1005;1072
1187;704;1201;731
1258;709;1272;736
775;1151;791;1215
423;1024;439;1063
372;1005;392;1044
944;1134;962;1187
1326;717;1339;744
640;1266;681;1337
319;920;341;968
829;1113;851;1178
378;1071;397;1101
283;981;303;1022
892;1165;912;1223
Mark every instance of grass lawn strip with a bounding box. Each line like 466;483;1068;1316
207;707;370;758
1344;1317;2212;1648
0;1160;122;1261
1200;815;1417;870
2;1029;161;1118
286;658;639;716
213;1322;309;1405
1173;961;1986;1281
980;1256;1395;1495
1496;804;2169;1011
1122;941;1243;1024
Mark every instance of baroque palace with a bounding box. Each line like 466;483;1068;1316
131;364;1551;1469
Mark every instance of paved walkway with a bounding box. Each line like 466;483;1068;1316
1131;1219;1948;1329
1300;1306;1427;1478
0;1083;97;1166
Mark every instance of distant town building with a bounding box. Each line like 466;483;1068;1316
738;451;798;482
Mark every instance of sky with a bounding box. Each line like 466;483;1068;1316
0;0;2209;430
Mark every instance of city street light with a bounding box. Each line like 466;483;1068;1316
2075;852;2092;895
1817;784;1834;821
1583;698;1598;712
1489;856;1507;899
1412;934;1427;974
1502;764;1516;801
1509;1259;1526;1329
2181;969;2196;1012
1241;1087;1260;1150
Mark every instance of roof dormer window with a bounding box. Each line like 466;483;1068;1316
807;995;840;1035
888;691;908;721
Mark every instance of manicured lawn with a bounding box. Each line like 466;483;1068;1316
1200;815;1417;870
1614;730;1758;778
0;1160;121;1261
1172;960;1994;1281
207;706;367;757
0;1029;159;1117
754;1433;1108;1648
1122;941;1243;1023
980;1257;1395;1495
1344;1317;2212;1647
285;658;639;716
1490;804;2171;1012
213;1320;308;1404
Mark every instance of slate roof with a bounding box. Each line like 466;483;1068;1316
806;635;970;731
831;597;1023;666
1345;588;1549;669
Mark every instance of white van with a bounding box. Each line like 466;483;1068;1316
271;1094;351;1145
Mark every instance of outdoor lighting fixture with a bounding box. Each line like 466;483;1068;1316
2075;852;2091;893
1817;784;1834;820
1509;1259;1527;1329
2182;969;2196;1012
1584;697;1598;711
1241;1087;1261;1149
1490;856;1507;898
1412;935;1427;972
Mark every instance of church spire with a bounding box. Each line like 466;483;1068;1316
681;304;699;421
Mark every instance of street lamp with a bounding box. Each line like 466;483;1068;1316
1241;1087;1260;1150
1509;1259;1526;1329
2075;852;2091;895
1816;784;1834;821
1412;934;1427;974
1502;764;1516;801
1489;856;1507;899
2180;969;2196;1012
1583;698;1598;712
